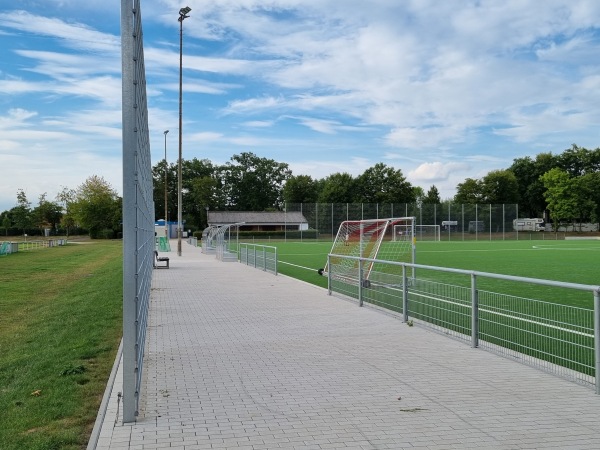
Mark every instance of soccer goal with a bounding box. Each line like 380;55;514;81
395;224;440;242
321;217;416;287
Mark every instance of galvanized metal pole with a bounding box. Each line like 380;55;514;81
327;254;332;295
177;15;183;256
177;7;190;256
358;258;363;307
471;273;479;348
594;289;600;394
402;264;408;323
164;130;169;238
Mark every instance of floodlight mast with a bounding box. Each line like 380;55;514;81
177;6;191;256
163;130;169;238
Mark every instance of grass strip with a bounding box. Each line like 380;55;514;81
0;241;123;450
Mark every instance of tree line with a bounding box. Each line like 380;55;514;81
2;145;599;237
0;176;121;238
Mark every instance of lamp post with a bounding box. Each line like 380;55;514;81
177;6;191;256
163;130;169;240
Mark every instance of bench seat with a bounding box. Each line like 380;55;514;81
154;250;170;269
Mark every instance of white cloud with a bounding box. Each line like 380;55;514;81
384;126;466;150
188;131;224;142
0;10;119;53
409;162;471;183
242;120;274;128
223;96;286;114
2;2;600;211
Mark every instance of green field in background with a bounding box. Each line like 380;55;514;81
242;239;600;307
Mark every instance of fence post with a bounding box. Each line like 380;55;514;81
274;247;278;276
471;273;479;348
253;246;257;268
402;264;408;323
595;289;600;394
327;255;332;295
263;247;266;271
358;258;363;307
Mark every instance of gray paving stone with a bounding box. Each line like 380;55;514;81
92;241;600;449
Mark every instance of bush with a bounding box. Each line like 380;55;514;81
92;229;115;239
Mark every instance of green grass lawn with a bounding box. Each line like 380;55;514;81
245;239;600;305
0;241;123;450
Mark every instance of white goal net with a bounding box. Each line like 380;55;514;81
395;224;440;242
322;217;415;286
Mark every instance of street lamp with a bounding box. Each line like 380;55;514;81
163;130;169;239
177;6;191;257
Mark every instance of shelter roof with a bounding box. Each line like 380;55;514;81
208;211;308;226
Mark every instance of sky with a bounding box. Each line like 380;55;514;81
1;0;600;212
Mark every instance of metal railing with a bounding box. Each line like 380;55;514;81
1;239;68;253
327;254;600;392
239;243;278;275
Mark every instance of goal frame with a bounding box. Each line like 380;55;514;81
322;217;416;285
395;224;440;242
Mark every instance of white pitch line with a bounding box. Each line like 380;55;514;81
408;290;593;338
279;260;319;272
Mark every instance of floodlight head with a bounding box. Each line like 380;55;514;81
164;130;169;135
179;6;191;21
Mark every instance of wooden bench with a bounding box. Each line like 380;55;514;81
154;250;170;269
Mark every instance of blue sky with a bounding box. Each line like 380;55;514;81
1;1;600;212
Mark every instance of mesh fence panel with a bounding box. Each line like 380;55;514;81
121;0;154;423
283;203;563;241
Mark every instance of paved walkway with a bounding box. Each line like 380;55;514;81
93;242;600;449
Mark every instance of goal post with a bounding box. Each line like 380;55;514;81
321;217;416;286
395;224;440;242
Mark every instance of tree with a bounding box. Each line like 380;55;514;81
32;193;63;234
557;144;600;177
317;173;356;203
183;158;218;227
12;189;32;233
454;178;483;204
71;176;121;238
581;172;600;228
56;187;76;233
152;159;177;223
219;152;290;210
283;175;319;204
481;169;519;204
56;186;77;237
355;163;415;204
422;185;441;204
540;168;581;231
1;213;11;236
509;153;557;217
188;176;218;228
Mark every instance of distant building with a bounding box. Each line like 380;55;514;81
207;211;309;232
155;220;180;238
